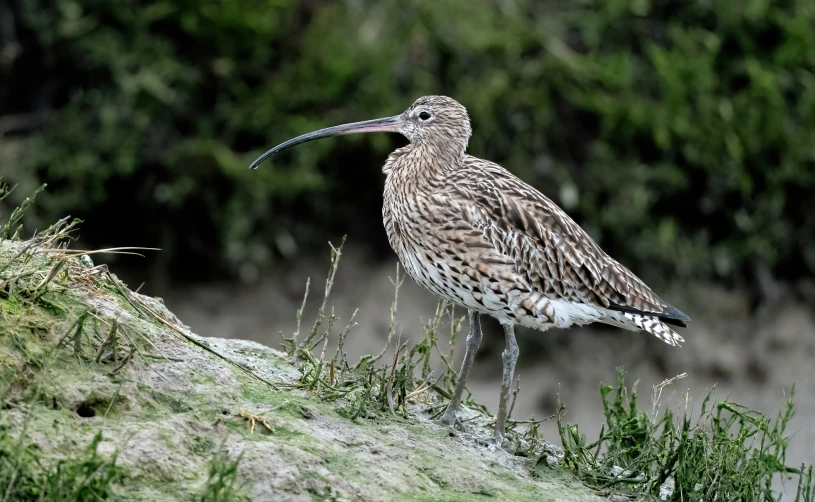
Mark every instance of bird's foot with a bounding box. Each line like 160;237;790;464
434;409;463;433
478;433;507;450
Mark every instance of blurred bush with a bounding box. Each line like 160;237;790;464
1;0;813;286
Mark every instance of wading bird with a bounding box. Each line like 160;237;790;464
250;96;690;444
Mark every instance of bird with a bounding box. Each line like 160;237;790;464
250;95;690;445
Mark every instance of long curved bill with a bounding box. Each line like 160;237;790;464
249;115;403;169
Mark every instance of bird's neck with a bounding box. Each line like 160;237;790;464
383;143;464;187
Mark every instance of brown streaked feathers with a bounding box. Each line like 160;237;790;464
252;94;690;346
450;158;689;326
379;96;689;346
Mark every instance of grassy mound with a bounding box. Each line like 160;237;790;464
0;188;599;501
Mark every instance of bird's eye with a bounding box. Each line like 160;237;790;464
418;111;432;121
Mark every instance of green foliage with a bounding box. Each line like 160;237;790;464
2;0;814;283
0;428;123;501
0;182;46;240
556;368;814;501
199;446;248;502
551;0;815;281
281;237;471;421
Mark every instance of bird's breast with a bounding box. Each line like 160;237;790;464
381;175;402;253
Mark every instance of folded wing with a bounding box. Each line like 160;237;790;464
449;157;691;327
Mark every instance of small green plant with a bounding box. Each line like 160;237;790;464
278;238;475;423
0;427;122;501
555;368;814;501
198;444;248;502
0;181;46;241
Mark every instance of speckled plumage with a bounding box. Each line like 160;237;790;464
382;96;689;345
250;94;690;443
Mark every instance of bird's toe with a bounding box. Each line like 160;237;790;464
478;435;507;450
434;411;463;432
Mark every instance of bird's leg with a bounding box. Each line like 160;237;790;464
493;322;519;444
437;310;482;428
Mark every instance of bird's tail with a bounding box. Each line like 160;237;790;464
600;310;685;346
621;312;684;346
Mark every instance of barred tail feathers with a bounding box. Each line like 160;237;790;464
621;312;684;346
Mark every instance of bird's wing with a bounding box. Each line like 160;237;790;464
448;157;690;326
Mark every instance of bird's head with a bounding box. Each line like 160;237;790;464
399;95;472;152
249;95;472;169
